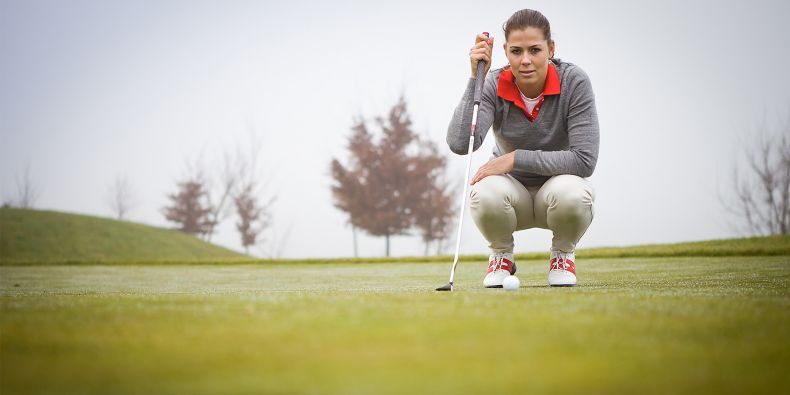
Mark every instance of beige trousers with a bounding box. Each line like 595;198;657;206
469;174;595;253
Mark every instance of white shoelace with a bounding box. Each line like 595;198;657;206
551;251;570;271
489;254;509;272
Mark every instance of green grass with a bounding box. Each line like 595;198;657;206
2;208;789;393
2;257;789;395
0;208;246;264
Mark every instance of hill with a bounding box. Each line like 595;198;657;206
0;208;247;264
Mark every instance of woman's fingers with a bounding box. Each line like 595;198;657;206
471;153;515;185
470;52;491;65
470;41;492;58
475;33;493;45
469;49;489;64
471;166;488;185
469;34;494;78
473;39;491;51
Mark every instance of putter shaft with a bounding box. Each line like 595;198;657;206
437;33;488;292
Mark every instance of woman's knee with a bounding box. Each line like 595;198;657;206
470;175;515;213
544;175;594;216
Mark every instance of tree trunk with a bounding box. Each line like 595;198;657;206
352;225;358;258
385;232;390;257
424;241;429;257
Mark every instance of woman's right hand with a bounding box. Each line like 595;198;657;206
469;33;493;79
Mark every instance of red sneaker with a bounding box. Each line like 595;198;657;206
549;249;577;287
483;252;517;288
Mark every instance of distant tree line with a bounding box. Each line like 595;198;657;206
4;106;788;256
331;96;456;257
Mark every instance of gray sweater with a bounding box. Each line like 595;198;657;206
447;59;600;187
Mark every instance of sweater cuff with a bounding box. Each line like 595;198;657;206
513;149;534;172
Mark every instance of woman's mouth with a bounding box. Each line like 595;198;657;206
519;70;535;77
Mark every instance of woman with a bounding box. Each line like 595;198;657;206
447;9;599;288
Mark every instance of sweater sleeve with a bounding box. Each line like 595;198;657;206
446;72;498;155
513;68;600;177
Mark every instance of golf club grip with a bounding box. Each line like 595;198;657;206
473;61;485;104
473;32;489;105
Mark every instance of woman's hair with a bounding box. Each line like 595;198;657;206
503;9;552;42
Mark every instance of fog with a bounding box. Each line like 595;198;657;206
2;0;789;258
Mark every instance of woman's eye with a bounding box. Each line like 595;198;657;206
530;48;541;54
511;49;521;54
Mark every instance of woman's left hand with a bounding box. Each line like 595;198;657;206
470;151;516;185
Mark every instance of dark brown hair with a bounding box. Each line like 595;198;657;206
503;9;552;42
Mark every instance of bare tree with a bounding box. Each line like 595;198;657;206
15;165;40;209
229;128;275;256
162;174;217;238
106;175;137;220
234;182;272;255
727;115;790;235
205;150;241;242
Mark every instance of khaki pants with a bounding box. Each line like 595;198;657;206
469;174;595;253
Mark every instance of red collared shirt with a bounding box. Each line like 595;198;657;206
497;62;561;122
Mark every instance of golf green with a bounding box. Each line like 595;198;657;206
1;257;788;394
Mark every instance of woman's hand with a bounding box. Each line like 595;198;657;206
470;33;493;79
470;151;515;185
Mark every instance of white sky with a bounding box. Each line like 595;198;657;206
2;0;789;258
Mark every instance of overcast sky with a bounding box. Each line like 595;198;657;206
2;0;789;258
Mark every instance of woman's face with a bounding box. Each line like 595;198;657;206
504;27;555;93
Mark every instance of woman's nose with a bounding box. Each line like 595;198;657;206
521;54;531;65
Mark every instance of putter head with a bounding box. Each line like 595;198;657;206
435;282;453;292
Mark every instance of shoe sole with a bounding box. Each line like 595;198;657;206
485;285;504;288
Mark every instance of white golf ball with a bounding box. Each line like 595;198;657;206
503;275;520;291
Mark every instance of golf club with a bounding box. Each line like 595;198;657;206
436;32;488;292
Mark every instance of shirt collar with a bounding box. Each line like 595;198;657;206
497;62;561;115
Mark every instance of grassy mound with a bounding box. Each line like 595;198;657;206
0;208;246;264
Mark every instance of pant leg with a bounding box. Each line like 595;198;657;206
469;174;534;253
533;175;595;253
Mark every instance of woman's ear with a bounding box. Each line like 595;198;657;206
549;40;556;58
